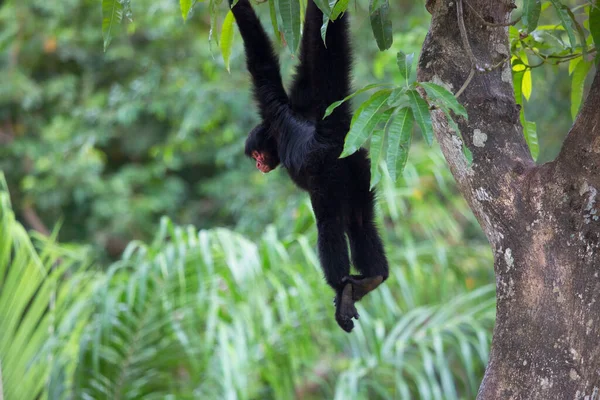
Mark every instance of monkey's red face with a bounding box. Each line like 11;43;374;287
252;150;274;173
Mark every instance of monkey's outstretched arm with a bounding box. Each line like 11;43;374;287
230;0;289;120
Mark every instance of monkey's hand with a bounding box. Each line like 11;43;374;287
343;275;385;302
334;283;359;333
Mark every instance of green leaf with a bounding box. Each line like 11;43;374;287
513;69;524;105
330;0;350;20
397;52;414;84
313;0;332;17
564;7;588;58
102;0;124;51
590;1;600;60
369;0;393;51
386;107;413;182
321;13;330;45
407;89;433;146
571;60;592;120
522;69;532;101
419;82;468;119
387;87;408;107
568;57;581;75
524;120;539;160
269;0;281;45
209;0;222;46
324;83;391;119
279;0;301;53
180;0;197;21
341;89;392;158
522;0;541;33
220;11;235;72
548;0;577;48
369;116;389;189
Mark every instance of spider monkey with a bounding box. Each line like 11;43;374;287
230;0;389;332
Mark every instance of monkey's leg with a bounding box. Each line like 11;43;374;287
347;210;389;302
315;216;358;332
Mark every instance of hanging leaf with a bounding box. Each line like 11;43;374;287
570;60;592;120
180;0;197;21
102;0;124;51
341;90;392;157
279;0;301;53
386;107;413;182
513;70;524;105
407;90;433;146
419;82;468;119
321;13;330;44
548;0;578;49
324;83;392;118
397;51;414;84
387;87;408;107
568;58;581;75
369;0;393;51
522;69;533;101
208;0;223;46
313;0;332;17
524;120;539;160
330;0;350;20
269;0;281;45
590;0;600;63
368;110;391;189
565;7;589;58
522;0;541;33
220;11;235;72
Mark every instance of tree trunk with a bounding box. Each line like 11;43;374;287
417;1;600;398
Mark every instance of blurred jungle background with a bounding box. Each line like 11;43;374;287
0;0;591;398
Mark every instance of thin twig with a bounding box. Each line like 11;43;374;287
455;0;480;98
455;69;475;98
457;0;478;67
465;0;521;27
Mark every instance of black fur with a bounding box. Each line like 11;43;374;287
231;0;389;332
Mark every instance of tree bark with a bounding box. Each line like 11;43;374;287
417;0;600;398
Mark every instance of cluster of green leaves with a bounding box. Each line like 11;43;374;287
102;0;396;63
513;0;600;160
1;0;309;252
0;175;97;400
0;142;494;399
325;53;468;188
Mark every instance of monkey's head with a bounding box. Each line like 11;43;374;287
245;123;280;173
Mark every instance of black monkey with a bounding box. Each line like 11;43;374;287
230;0;389;332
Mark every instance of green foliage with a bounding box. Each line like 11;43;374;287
341;89;393;158
335;51;468;188
570;58;592;119
396;51;414;84
591;1;600;63
523;0;542;32
0;174;95;400
278;0;302;54
180;0;198;21
0;144;495;399
221;10;236;71
385;108;413;183
369;0;393;51
509;0;597;160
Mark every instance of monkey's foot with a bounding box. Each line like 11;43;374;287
342;275;385;302
334;283;359;333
